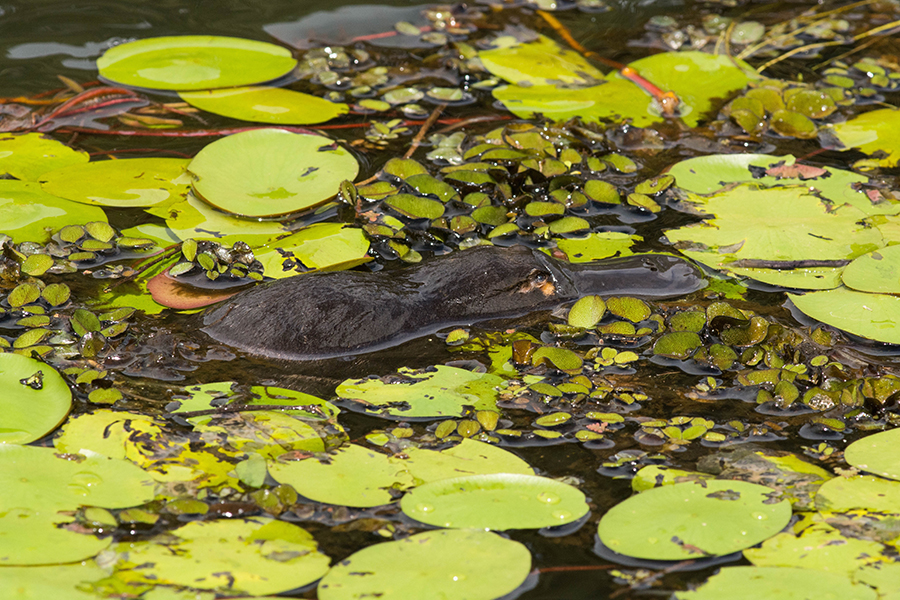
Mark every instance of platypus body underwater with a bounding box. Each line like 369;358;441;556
200;245;704;361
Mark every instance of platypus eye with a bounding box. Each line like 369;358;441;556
518;270;556;296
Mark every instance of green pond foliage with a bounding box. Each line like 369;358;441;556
3;0;900;598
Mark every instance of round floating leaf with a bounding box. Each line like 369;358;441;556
844;428;900;481
492;51;756;128
568;295;606;329
0;508;110;565
97;35;297;91
0;563;108;599
180;86;348;124
401;473;589;530
788;287;900;344
478;35;605;87
0;353;72;444
112;518;330;596
188;128;359;217
318;529;530;600
253;223;370;279
675;566;876;600
336;365;505;419
830;107;900;168
0;132;89;181
399;439;533;482
268;443;413;507
149;193;291;247
39;158;190;207
842;246;900;294
815;475;900;513
744;524;884;576
0;180;107;243
597;479;792;560
551;232;640;263
0;444;156;512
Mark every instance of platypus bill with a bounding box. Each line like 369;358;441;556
200;245;705;361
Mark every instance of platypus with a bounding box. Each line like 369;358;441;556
200;245;704;361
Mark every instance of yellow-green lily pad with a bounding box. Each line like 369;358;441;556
844;428;900;481
180;86;349;124
0;132;89;181
39;157;191;207
0;180;107;244
97;35;297;91
188;128;359;217
0;353;71;444
788;287;900;344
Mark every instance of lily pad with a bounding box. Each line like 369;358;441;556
744;523;884;576
111;518;330;596
97;35;297;91
0;132;89;181
336;365;505;419
268;443;413;507
39;158;191;207
0;444;156;512
842;246;900;294
188;128;359;217
492;50;756;128
180;86;349;124
830;107;900;168
0;563;108;599
666;185;882;290
253;223;370;278
675;566;877;600
478;34;605;87
597;479;792;560
0;180;107;243
788;287;900;344
149;192;292;247
0;508;111;565
815;475;900;513
399;438;534;483
0;353;72;444
844;428;900;481
401;473;589;530
317;529;531;600
551;232;640;263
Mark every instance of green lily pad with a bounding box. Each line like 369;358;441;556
0;132;89;181
54;409;164;461
0;563;108;599
148;192;292;247
842;246;900;294
0;180;107;243
675;566;877;600
854;563;900;600
0;353;71;444
180;86;349;124
111;518;330;596
478;35;605;86
815;475;900;513
336;365;505;419
268;443;413;507
188;128;359;217
744;523;884;576
597;479;792;560
317;529;531;600
97;35;297;91
844;428;900;481
401;473;589;530
0;508;111;565
253;223;371;278
399;438;533;483
550;232;640;263
667;185;882;289
830;107;900;168
492;50;756;128
39;158;191;207
668;153;893;215
788;287;900;344
0;444;156;512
